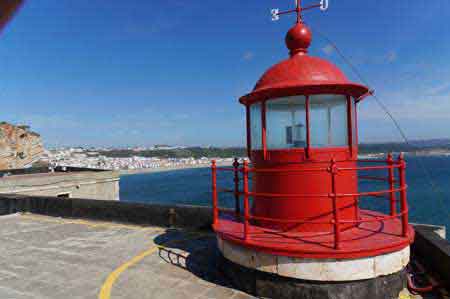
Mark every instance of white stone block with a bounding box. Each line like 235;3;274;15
278;256;375;281
254;251;278;274
220;238;410;282
320;258;375;281
374;247;410;277
222;240;256;269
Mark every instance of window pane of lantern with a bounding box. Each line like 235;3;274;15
266;96;306;149
250;103;262;150
310;95;348;148
351;97;357;146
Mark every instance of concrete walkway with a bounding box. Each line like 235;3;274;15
0;214;254;299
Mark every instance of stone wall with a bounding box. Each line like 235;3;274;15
0;194;213;229
412;224;450;289
0;170;120;201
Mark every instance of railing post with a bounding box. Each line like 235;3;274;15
387;153;397;216
330;158;341;250
398;153;409;237
243;160;250;241
211;160;218;226
233;158;241;215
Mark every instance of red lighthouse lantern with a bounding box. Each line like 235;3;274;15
212;2;414;296
242;21;366;235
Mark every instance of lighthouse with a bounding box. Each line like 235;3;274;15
211;1;414;298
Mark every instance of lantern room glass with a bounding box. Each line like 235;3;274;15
351;97;357;146
250;103;262;150
266;96;306;149
249;94;352;151
309;94;348;148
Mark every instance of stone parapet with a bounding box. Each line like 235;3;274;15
412;224;450;289
0;170;119;201
0;194;214;229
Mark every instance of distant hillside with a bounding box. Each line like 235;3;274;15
100;147;246;159
359;139;450;154
0;122;45;169
100;140;450;159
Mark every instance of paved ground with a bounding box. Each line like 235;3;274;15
0;213;447;299
0;213;255;299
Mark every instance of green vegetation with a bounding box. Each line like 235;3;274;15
359;140;450;154
99;140;450;159
100;147;246;159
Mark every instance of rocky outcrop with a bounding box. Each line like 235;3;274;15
0;122;44;169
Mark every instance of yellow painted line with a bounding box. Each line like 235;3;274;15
98;233;209;299
98;244;160;299
20;213;162;232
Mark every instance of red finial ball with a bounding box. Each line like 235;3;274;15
285;23;312;56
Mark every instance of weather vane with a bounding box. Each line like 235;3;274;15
271;0;329;22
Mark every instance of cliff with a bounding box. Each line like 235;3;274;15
0;122;45;169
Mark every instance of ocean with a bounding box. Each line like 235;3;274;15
120;155;450;230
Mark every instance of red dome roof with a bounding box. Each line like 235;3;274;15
239;23;369;105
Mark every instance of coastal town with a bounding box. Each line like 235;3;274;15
2;121;450;174
40;147;235;172
36;141;450;173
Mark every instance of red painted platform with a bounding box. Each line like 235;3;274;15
214;210;414;259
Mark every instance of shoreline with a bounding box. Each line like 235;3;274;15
119;161;232;176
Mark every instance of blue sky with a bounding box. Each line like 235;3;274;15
1;0;450;147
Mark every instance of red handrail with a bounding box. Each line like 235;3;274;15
359;175;393;182
211;154;410;246
387;153;397;216
399;153;409;237
340;165;401;171
217;207;409;225
219;164;401;173
220;186;405;199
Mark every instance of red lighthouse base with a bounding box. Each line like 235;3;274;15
214;210;414;260
218;253;408;299
212;157;414;281
215;210;412;298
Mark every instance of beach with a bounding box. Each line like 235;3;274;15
119;160;233;176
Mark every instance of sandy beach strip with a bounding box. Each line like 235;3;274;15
119;161;233;176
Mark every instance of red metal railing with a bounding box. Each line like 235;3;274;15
211;154;409;250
